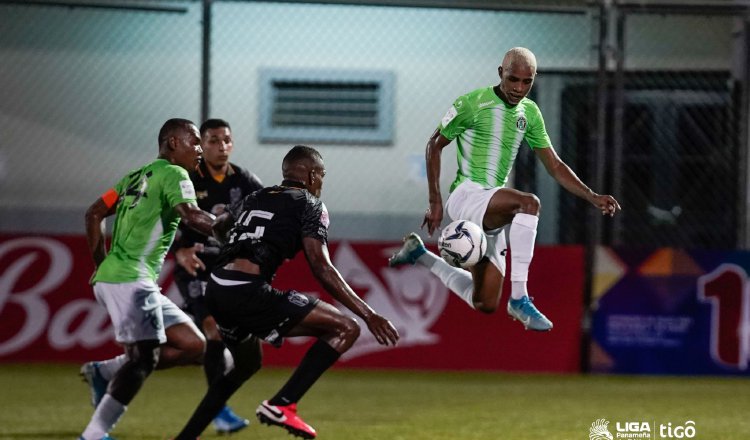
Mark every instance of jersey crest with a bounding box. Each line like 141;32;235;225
516;115;527;131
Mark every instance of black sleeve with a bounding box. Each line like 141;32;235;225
235;165;264;194
301;195;328;244
247;172;263;192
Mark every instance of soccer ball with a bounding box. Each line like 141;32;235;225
438;220;487;268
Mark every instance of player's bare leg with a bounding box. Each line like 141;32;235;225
81;322;205;411
484;188;552;331
155;322;205;369
80;340;159;440
257;302;359;439
469;258;504;313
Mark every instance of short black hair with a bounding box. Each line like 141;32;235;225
283;145;322;168
158;118;196;147
200;118;231;136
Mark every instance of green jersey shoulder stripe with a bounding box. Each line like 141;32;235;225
94;159;197;283
438;86;551;192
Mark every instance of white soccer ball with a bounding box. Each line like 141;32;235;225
438;220;487;268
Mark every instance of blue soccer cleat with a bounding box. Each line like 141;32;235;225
213;405;250;434
79;435;115;440
388;233;427;267
507;296;553;331
80;362;109;408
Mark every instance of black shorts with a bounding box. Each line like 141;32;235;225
205;268;319;348
174;272;211;326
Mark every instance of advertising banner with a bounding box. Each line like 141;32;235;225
590;247;750;375
0;234;584;372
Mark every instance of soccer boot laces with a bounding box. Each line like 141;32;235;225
388;233;427;267
507;296;553;331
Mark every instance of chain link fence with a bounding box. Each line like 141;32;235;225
0;1;748;249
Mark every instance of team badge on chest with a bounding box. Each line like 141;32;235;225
516;115;527;131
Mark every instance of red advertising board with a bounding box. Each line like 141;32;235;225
0;234;584;372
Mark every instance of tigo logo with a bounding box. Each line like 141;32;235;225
660;421;696;438
590;419;697;439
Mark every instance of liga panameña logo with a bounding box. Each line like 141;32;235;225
590;419;613;440
590;419;697;439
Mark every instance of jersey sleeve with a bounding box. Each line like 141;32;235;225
301;196;328;244
112;173;130;197
244;171;264;193
163;165;197;208
438;95;474;141
523;101;552;149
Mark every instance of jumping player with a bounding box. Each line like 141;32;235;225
390;47;620;331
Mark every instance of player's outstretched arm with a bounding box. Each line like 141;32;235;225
85;192;118;267
423;130;453;236
534;146;621;217
302;237;399;347
211;211;235;244
175;202;216;237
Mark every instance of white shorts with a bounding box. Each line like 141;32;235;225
445;179;509;275
94;280;193;344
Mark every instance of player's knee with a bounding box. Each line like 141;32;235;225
339;317;361;345
519;193;541;215
475;302;499;314
131;347;159;378
184;333;207;362
202;316;222;341
192;339;207;359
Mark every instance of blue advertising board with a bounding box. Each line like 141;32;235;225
590;247;750;375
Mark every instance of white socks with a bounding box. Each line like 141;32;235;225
509;213;538;300
81;394;126;440
416;251;475;309
97;354;127;381
410;212;538;307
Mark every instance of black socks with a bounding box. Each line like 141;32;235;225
203;340;226;385
269;339;340;406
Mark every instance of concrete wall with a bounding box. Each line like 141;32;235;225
0;1;733;240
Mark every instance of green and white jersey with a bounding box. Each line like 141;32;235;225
439;86;552;192
94;159;197;283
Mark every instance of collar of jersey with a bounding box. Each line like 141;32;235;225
280;179;306;189
196;161;235;179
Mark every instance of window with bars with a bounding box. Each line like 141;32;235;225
259;69;394;145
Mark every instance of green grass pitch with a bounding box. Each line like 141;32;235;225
0;363;748;440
